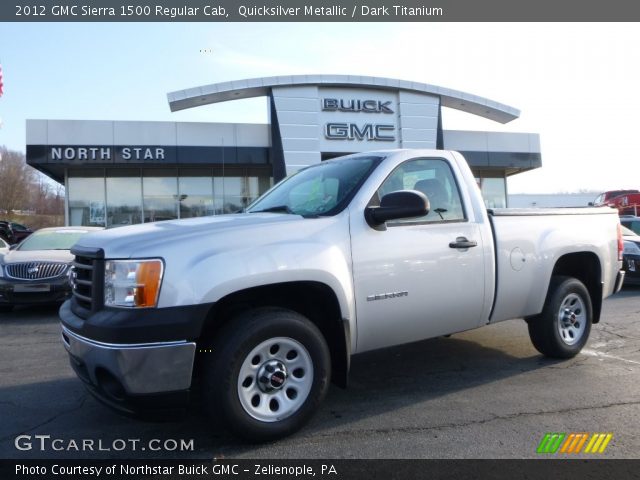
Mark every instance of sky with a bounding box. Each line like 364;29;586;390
0;22;639;194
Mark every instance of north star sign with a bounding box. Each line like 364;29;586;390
50;146;166;161
322;98;396;141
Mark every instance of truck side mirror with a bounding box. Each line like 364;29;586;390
365;190;430;228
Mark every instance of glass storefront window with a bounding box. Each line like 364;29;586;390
69;167;273;226
68;177;105;226
477;177;507;208
221;177;244;214
213;176;246;214
143;170;178;222
213;176;267;214
106;172;142;227
213;177;225;215
179;176;214;218
247;177;261;202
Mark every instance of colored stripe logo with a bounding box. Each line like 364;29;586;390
537;433;612;454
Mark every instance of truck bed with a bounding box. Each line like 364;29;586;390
487;207;620;324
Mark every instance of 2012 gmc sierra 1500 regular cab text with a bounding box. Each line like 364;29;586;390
59;150;625;441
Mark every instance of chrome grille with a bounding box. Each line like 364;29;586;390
71;255;95;312
6;262;68;280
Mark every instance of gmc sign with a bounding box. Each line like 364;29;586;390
325;123;395;141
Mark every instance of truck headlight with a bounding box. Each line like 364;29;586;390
623;241;640;255
104;259;164;308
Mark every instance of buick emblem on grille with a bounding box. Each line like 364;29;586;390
7;262;68;280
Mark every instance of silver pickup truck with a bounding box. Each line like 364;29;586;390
60;149;625;441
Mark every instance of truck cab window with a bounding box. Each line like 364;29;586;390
376;158;465;223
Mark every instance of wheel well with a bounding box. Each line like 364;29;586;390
198;281;350;387
551;252;603;323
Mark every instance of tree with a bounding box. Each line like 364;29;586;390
0;146;65;218
0;146;35;213
30;178;64;214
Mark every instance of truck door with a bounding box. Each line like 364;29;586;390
351;157;486;352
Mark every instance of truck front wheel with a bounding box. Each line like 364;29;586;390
528;275;593;358
202;307;331;441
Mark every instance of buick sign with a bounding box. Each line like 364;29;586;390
322;98;394;114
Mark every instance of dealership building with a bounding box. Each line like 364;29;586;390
25;75;541;227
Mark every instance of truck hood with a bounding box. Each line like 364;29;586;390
73;213;329;258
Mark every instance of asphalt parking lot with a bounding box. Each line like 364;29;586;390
1;287;639;460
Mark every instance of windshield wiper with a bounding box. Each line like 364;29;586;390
249;205;294;214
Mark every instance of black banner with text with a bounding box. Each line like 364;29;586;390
2;0;640;22
3;459;640;480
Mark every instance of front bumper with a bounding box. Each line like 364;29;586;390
622;254;640;285
61;325;196;413
0;275;71;306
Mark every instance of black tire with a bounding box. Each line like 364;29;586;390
202;307;331;442
0;305;14;314
528;275;593;358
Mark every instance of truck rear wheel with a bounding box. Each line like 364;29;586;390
202;307;331;442
528;275;592;358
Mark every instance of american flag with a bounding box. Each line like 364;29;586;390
0;63;4;97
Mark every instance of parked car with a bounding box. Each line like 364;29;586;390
590;189;639;207
622;226;640;285
604;193;640;216
620;216;640;236
0;237;9;253
0;226;103;312
0;221;33;244
0;221;13;244
60;149;624;441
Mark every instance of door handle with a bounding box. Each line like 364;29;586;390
449;237;478;249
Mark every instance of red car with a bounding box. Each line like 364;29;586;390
606;193;640;216
591;190;639;207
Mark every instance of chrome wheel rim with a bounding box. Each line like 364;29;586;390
237;337;313;422
557;293;587;346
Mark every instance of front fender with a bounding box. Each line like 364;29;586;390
197;242;353;320
153;213;357;351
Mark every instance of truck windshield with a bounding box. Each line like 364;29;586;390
247;155;382;217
